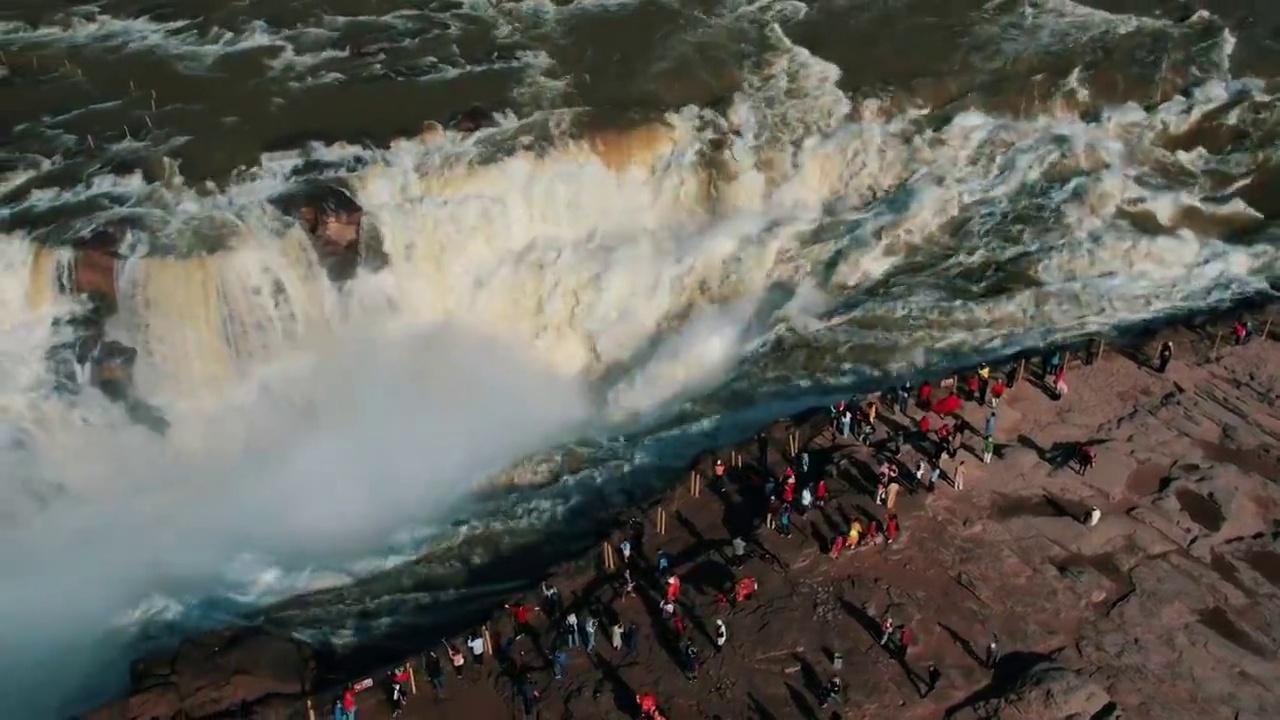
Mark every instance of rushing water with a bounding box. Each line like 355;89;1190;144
2;0;1280;714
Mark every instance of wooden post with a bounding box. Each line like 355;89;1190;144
306;697;316;720
1263;316;1273;341
766;514;775;530
482;623;493;655
1096;337;1105;362
603;541;615;571
690;471;700;498
658;507;667;534
1211;330;1222;359
1016;358;1026;389
407;663;418;694
732;451;741;468
789;432;798;457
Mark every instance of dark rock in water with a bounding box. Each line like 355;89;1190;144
84;628;316;720
66;226;126;315
448;104;498;133
276;182;387;282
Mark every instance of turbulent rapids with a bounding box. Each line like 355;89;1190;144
1;0;1280;715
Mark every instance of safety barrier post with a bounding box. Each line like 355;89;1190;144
690;471;700;498
658;507;667;534
603;541;615;571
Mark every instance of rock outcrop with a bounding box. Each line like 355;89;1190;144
447;104;498;133
962;660;1115;719
83;629;317;720
278;182;388;282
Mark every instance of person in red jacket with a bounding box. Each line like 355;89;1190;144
506;602;536;637
885;514;900;544
990;378;1006;407
814;478;827;508
340;685;357;720
638;692;658;717
388;666;410;717
918;414;932;436
918;381;933;408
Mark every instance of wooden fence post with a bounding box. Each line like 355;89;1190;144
407;664;417;694
732;451;741;468
482;624;493;655
1096;337;1105;362
690;471;700;498
603;541;615;571
306;697;316;720
789;432;798;457
1263;316;1273;341
1211;330;1222;360
658;507;667;534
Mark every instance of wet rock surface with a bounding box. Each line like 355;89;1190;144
278;182;389;282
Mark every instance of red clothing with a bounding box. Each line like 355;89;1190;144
886;516;899;542
342;690;355;711
937;424;952;440
829;535;845;557
901;626;913;649
815;480;827;499
512;605;530;625
992;381;1006;398
1053;366;1065;384
673;615;686;635
392;669;410;684
782;485;794;503
918;415;931;434
735;577;757;602
967;376;979;396
919;384;932;404
639;693;657;713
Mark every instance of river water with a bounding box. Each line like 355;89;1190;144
2;0;1278;714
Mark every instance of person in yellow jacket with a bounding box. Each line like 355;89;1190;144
976;363;991;403
846;519;864;548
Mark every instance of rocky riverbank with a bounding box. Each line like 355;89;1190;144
83;310;1280;720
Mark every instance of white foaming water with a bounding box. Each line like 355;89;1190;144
1;11;1278;716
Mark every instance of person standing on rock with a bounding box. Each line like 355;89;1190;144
928;463;942;492
584;614;599;653
610;621;624;651
425;652;445;694
800;450;811;475
982;435;995;464
923;663;941;698
800;484;814;513
839;408;853;439
918;381;933;408
714;618;728;650
778;503;793;537
540;580;561;616
954;461;967;491
340;685;357;720
564;612;580;648
984;411;997;440
657;549;671;576
985;633;1000;669
990;377;1006;408
552;649;568;679
1156;341;1173;373
886;480;902;511
899;380;912;413
619;538;633;565
1085;506;1102;527
815;477;827;508
507;602;537;638
879;615;896;646
885;514;900;544
977;363;991;404
713;457;727;491
467;630;485;665
446;642;466;678
898;625;913;659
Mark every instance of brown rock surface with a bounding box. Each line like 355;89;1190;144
84;629;315;720
83;323;1280;720
286;183;388;282
68;226;125;313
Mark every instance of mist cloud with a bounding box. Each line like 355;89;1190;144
0;325;591;717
